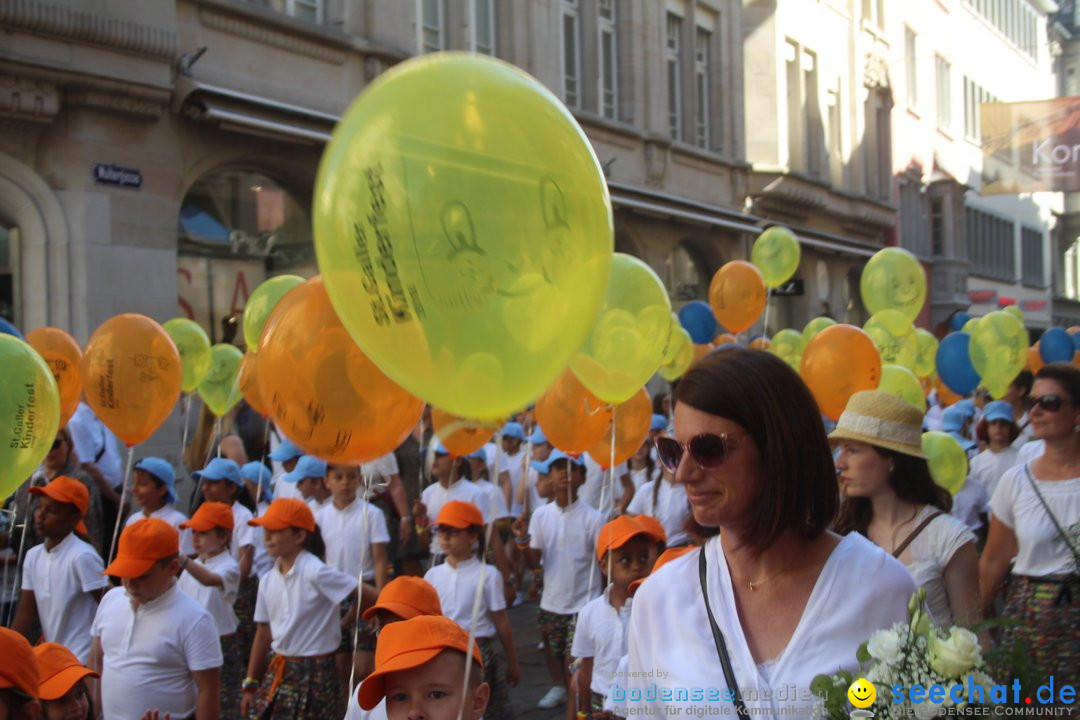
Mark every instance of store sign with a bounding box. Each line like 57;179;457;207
92;163;142;189
981;98;1080;194
1021;299;1048;312
177;256;264;345
968;290;998;304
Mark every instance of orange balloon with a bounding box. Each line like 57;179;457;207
257;278;424;464
26;327;83;427
586;388;651;468
237;352;269;418
708;261;767;334
934;375;962;407
692;343;716;365
1027;343;1045;374
82;314;182;446
432;408;502;456
800;324;882;421
535;369;611;454
749;337;771;350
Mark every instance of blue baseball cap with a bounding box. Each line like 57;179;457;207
467;448;487;460
945;430;976;453
133;457;178;505
942;404;974;432
240;461;273;500
281;455;327;483
432;440;450;456
268;439;304;462
650;414;668;432
501;422;525;441
193;457;242;486
529;427;548;445
981;400;1014;424
530;450;585;475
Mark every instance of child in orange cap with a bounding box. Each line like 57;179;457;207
0;626;40;718
357;615;489;720
33;642;99;719
241;498;357;718
632;514;667;568
12;476;109;664
178;502;242;718
423;501;519;720
90;518;222;719
571;516;661;718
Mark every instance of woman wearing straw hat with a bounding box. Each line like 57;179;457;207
832;390;981;628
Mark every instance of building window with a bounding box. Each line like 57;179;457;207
266;0;322;23
562;0;581;108
666;12;683;141
0;223;15;324
935;55;952;131
962;0;1037;60
667;242;708;301
469;0;495;55
899;179;930;257
962;77;999;144
862;0;885;30
598;0;618;120
1021;226;1045;287
419;0;443;53
905;28;917;108
929;197;945;256
694;25;711;149
966;205;1016;282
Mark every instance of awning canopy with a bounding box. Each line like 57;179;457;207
175;78;337;144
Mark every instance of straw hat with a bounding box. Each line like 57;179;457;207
827;390;925;459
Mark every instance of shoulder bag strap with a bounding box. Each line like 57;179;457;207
892;510;945;559
1023;463;1080;570
699;547;750;717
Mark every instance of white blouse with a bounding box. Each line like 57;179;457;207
904;507;976;627
990;464;1080;576
969;446;1020;508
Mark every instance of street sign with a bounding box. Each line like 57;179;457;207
772;278;804;296
92;163;142;189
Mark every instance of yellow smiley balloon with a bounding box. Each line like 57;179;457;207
847;678;877;709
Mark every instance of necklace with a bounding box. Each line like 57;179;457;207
741;565;791;592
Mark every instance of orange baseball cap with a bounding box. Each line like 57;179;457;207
0;627;39;699
357;615;484;710
103;518;180;578
629;545;696;595
33;642;98;701
248;498;315;532
434;500;483;529
362;576;443;622
596;515;659;562
30;476;90;535
180;501;235;532
633;514;667;545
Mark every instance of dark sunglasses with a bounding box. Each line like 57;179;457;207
1027;394;1067;412
654;433;736;473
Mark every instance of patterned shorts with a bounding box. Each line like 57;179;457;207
537;608;576;658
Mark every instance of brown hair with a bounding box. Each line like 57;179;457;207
674;349;839;551
1035;363;1080;405
975;417;1020;445
833;449;953;536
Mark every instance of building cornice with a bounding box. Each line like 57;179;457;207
0;0;177;60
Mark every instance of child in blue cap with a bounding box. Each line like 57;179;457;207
268;438;305;501
127;457;195;555
281;455;332;514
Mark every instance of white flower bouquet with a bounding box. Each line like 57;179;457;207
811;589;996;718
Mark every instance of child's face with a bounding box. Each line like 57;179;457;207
468;457;487;481
501;436;521;455
122;556;180;605
295;476;324;500
32;496;80;540
42;677;90;720
326;466;361;501
536;474;552;499
436;526;477;558
549;462;585;500
531;443;552;462
603;537;651;590
263;527;305;559
200;479;234;504
384;650;489;720
244;479;262;502
431;453;453;482
192;528;229;556
282;457;299;473
132;470;168;510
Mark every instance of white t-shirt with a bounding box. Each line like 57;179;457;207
472;479;513;521
924;404;945;432
950;477;989;534
529;499;604;614
571;586;633;697
497;447;528;516
251;501;274;578
273;471;302;501
21;532;109;662
424;557;505;639
603;655;631;712
253;550;356;657
420;481;489;555
626;479;691;547
624;534;915;717
68;402;123;490
903;507;976;627
990;464;1080;576
307;496;331;515
230;502;256;564
177;552;241;636
126;505;195;557
346;694;387;720
970;446;1021;506
91;585;222;719
628;467;656;495
316;499;390;582
581;455;628;515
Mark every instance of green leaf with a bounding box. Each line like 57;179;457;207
856;642;872;664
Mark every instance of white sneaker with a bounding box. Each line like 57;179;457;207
537;686;567;709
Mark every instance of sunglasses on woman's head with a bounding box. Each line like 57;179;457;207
1027;394;1066;412
654;433;736;473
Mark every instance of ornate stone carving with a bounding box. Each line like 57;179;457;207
0;0;176;60
199;5;349;65
644;139;669;186
864;52;890;90
65;86;167;118
0;74;60;123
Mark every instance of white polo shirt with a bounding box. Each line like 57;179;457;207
251;501;274;578
316;499;390;582
21;532;109;662
571;586;633;697
178;552;241;636
497;448;528;515
253;550;356;657
91;584;222;719
306;496;331;515
529;499;604;615
273;472;302;501
125;505;195;556
424;557;505;639
420;481;489;555
626;479;691;546
230;502;256;563
472;479;513;521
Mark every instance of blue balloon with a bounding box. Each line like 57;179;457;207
678;301;719;345
0;317;24;340
1073;331;1080;353
1040;327;1074;364
949;312;972;332
936;332;980;396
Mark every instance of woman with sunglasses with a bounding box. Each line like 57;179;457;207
979;363;1080;686
625;350;915;717
832;391;981;629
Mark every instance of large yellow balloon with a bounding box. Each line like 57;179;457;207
163;318;211;393
242;275;305;351
751;226;800;289
879;364;925;410
708;261;766;334
26;327;83;427
922;431;968;495
800;324;882;421
913;329;939;379
198;344;244;417
769;329;805;371
586;388;651;468
968;310;1029;399
535;369;611;454
863;310;918;371
860;247;926;324
82;314;182;447
257;278;424;464
313;52;613;419
570;253;671;404
1;335;60;498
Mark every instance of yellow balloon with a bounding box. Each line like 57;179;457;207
26;327;83;428
802;316;836;343
198;344;244;417
860;247;926;324
658;326;693;381
751;226;801;289
1003;305;1024;324
313;53;613;419
163;318;211;393
768;329;805;371
570;253;671;404
243;275;305;351
963;317;979;333
913;329;939;379
922;431;968;495
879;364;925;410
1;335;60;498
968;311;1029;400
863;310;918;371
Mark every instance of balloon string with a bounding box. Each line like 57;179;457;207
179;394;192;474
107;446;136;566
348;467;375;694
254;422;270;507
194;416;223;503
7;484;36;625
762;288;772;342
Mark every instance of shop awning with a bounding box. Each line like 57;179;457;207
179;205;230;245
